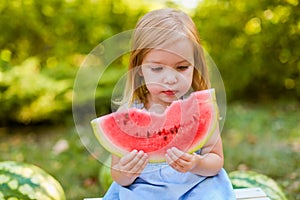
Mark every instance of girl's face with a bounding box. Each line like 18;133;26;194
140;39;194;108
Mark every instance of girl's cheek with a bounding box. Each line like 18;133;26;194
146;85;161;94
145;82;163;90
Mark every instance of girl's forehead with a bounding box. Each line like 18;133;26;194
144;39;194;65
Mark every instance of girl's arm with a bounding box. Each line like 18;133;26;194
165;127;224;176
110;150;149;186
191;132;224;176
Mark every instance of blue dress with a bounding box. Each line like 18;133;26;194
103;161;235;200
103;102;235;200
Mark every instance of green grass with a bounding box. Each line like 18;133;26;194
0;102;299;200
223;101;300;200
0;125;104;199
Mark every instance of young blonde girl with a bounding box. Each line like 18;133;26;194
103;8;235;200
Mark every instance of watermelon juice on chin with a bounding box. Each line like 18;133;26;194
91;88;218;163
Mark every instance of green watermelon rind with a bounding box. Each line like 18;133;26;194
92;118;127;160
0;161;66;200
229;170;287;200
186;94;219;155
91;89;219;163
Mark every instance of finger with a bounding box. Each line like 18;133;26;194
129;154;148;174
166;149;189;168
166;148;188;165
166;148;180;162
165;153;185;172
124;153;148;175
165;152;181;167
171;147;193;162
122;150;147;172
129;150;147;167
119;150;138;166
165;153;173;166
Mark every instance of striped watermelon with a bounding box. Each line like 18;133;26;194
229;170;287;200
0;161;66;200
98;156;113;192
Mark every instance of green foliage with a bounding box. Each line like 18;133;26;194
193;0;300;101
1;103;299;199
0;0;149;64
223;101;300;200
0;0;299;123
0;57;73;124
0;126;104;200
0;0;150;124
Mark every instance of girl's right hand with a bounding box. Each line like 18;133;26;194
118;150;149;175
111;150;148;186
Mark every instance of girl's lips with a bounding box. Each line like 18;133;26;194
163;90;176;96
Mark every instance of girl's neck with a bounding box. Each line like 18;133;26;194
146;102;168;114
144;95;170;113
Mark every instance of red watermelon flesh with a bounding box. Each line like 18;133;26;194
91;88;218;162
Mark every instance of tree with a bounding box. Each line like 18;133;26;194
193;0;300;101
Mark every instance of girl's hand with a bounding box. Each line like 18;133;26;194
165;147;198;173
115;150;149;177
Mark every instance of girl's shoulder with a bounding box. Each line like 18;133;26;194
132;100;145;109
117;100;145;111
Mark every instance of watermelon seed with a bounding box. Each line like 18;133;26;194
193;115;198;121
147;131;150;138
158;131;162;136
174;125;179;133
163;136;168;141
170;128;174;134
124;113;129;119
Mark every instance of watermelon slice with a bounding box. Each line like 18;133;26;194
91;88;218;162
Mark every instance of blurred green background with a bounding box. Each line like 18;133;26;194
0;0;299;199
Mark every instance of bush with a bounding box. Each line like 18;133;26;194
1;0;299;124
193;0;300;101
0;57;73;124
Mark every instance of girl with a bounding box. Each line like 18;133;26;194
103;8;235;200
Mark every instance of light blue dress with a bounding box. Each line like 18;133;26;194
103;161;235;200
103;101;235;200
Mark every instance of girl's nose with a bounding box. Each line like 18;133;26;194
163;70;178;85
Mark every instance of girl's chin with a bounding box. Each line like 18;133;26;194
162;92;182;100
160;95;180;104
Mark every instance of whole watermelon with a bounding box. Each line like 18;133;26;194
98;156;113;192
229;170;287;200
0;161;66;200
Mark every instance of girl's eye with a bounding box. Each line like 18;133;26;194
151;66;164;71
177;66;189;71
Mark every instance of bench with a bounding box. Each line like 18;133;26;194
83;187;270;200
234;188;270;199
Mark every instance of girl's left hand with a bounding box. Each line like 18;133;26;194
165;147;198;173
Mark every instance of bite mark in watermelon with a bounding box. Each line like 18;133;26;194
91;88;218;162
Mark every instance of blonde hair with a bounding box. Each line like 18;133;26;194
119;8;209;107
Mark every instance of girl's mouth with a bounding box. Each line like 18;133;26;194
163;90;176;96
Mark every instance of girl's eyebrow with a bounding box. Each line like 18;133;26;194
143;59;191;65
143;60;163;64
